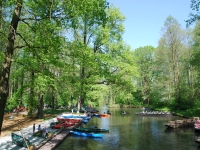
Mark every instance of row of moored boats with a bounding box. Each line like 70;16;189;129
11;110;111;148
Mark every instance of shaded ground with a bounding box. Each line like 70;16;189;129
1;112;57;137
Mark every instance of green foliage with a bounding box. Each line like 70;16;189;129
150;98;171;109
43;109;71;115
186;0;200;26
134;46;155;105
3;0;183;116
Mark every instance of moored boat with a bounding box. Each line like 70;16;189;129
135;111;173;116
60;115;83;119
164;119;194;129
56;118;82;124
92;113;101;117
70;131;104;138
53;122;75;129
73;127;109;133
11;132;31;148
100;113;110;117
50;121;60;128
82;118;90;123
61;113;87;118
59;114;91;120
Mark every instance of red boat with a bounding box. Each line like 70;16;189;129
53;122;75;129
57;118;81;123
100;114;110;117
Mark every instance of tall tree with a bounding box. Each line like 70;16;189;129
0;0;22;135
63;0;109;107
134;46;155;106
154;16;188;108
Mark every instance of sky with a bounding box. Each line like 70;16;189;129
107;0;194;50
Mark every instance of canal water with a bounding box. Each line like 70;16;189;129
56;106;200;150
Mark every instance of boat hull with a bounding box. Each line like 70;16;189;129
53;122;75;129
100;114;110;117
57;118;81;123
70;131;103;138
73;128;109;133
164;119;194;129
135;111;172;116
11;132;31;148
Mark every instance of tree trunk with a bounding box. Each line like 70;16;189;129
79;15;87;106
52;88;54;109
0;0;22;135
20;72;24;105
0;0;2;28
70;95;73;107
37;93;43;119
28;70;35;116
109;83;113;106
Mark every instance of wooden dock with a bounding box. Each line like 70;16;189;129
37;121;82;150
164;119;194;129
37;129;70;150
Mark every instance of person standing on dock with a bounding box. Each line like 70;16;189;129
33;123;35;134
42;126;47;138
38;124;41;131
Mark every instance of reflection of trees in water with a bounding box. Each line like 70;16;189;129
164;127;194;133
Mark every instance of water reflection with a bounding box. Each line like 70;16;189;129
56;107;200;150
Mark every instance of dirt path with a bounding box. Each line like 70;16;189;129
1;112;55;137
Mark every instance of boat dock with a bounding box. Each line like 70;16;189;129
164;118;195;129
37;129;70;150
37;120;82;150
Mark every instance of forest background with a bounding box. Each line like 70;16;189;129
0;0;200;134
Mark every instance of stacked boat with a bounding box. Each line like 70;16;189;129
55;112;109;138
51;113;92;129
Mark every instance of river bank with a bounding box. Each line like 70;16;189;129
0;116;58;150
0;109;75;150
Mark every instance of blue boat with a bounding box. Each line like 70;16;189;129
82;119;89;123
61;115;83;119
60;116;91;121
93;113;101;117
70;131;103;138
84;116;91;120
60;114;91;120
